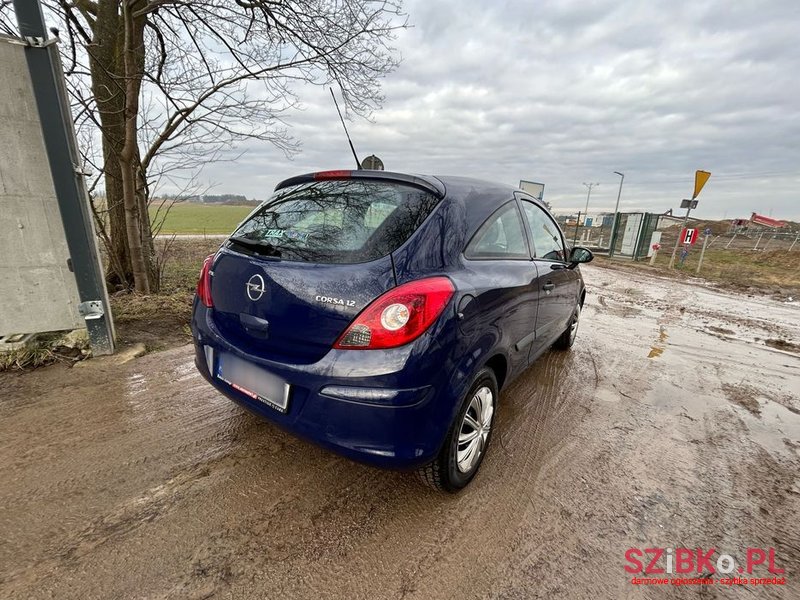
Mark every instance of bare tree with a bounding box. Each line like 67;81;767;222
1;0;405;292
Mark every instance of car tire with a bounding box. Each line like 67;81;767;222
417;368;498;492
554;301;581;350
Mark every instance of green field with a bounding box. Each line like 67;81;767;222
149;203;255;234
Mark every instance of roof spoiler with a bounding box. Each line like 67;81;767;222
275;170;446;199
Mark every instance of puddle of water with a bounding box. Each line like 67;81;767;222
647;326;669;358
744;399;800;459
173;360;201;383
127;372;148;396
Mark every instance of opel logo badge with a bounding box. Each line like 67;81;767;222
246;274;266;301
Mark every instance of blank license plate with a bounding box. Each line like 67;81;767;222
216;352;290;413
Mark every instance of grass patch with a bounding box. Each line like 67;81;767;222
111;291;195;324
111;239;222;349
597;248;800;296
0;331;90;372
157;238;223;294
0;346;57;371
150;203;254;234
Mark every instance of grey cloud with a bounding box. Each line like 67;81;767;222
180;0;800;219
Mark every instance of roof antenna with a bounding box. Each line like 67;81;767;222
330;88;362;170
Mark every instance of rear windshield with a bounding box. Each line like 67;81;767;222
228;180;440;264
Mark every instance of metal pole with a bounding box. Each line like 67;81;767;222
13;0;115;354
696;233;711;274
789;233;799;252
668;206;692;269
753;231;764;251
572;211;581;247
609;171;624;256
725;232;737;249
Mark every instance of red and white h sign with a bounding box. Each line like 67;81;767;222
681;228;699;245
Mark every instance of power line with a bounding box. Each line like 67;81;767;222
605;170;799;186
582;182;599;222
545;169;799;188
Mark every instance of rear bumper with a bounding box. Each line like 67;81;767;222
191;304;462;469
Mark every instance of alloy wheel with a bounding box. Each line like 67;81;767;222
456;386;494;473
569;304;581;344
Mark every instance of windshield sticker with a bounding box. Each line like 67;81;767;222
262;229;309;242
284;230;310;242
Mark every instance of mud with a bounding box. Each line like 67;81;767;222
1;264;798;599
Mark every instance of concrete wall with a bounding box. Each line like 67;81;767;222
0;37;83;336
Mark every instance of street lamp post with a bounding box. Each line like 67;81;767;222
609;171;624;256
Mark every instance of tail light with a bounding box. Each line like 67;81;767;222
196;254;214;307
334;277;455;350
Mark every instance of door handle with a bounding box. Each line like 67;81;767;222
543;282;555;292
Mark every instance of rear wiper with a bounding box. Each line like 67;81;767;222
229;235;282;258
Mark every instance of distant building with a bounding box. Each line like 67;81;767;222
594;213;615;228
198;194;250;204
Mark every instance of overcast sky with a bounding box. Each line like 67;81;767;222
193;0;800;220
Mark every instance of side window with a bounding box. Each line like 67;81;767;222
465;202;529;260
521;201;566;261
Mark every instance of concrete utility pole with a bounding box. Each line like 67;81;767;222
13;0;115;354
696;231;711;274
609;171;624;257
582;182;599;225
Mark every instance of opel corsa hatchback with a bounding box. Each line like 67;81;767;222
191;170;592;491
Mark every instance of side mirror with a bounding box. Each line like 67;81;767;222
569;246;593;266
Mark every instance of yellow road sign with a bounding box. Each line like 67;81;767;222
692;170;711;199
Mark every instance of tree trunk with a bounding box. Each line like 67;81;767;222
104;150;131;288
136;163;159;291
119;1;149;293
89;1;130;288
88;0;153;292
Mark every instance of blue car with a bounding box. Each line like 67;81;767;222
191;170;592;491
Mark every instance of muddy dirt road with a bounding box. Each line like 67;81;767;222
1;265;798;599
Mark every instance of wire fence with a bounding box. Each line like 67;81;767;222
713;231;800;251
554;214;800;257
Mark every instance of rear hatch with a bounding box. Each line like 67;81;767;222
210;177;442;363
